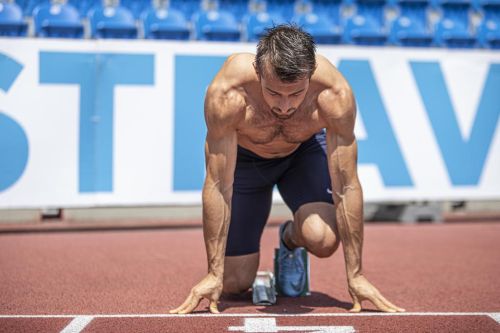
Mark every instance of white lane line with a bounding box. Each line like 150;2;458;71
228;317;355;332
59;316;94;333
489;313;500;324
0;312;497;319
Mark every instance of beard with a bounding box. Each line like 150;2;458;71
270;107;297;120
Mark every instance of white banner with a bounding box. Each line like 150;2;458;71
0;38;499;208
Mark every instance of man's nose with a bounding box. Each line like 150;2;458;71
278;99;290;113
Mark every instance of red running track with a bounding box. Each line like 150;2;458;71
0;222;499;332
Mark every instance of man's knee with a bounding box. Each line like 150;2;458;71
302;214;339;257
223;274;253;294
222;253;259;294
294;203;339;258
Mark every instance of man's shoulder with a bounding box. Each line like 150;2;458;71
312;55;356;132
206;53;254;117
312;55;347;91
217;53;256;85
205;58;251;132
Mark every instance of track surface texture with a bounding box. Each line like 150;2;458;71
1;222;499;332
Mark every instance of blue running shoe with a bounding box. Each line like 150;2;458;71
276;221;307;297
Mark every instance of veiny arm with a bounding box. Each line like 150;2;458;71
322;85;405;313
170;76;242;314
202;96;238;282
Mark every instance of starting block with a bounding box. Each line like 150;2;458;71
252;271;277;305
274;247;311;296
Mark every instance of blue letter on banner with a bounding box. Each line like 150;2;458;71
339;60;413;186
174;55;226;191
0;53;29;192
411;62;500;186
40;52;154;193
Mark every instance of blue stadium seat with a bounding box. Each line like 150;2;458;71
121;0;149;19
390;0;433;46
170;0;201;19
344;0;388;45
89;4;137;39
68;0;99;18
434;0;477;48
477;0;500;48
142;6;190;40
294;12;342;44
33;2;83;38
218;0;249;21
244;11;284;41
193;9;241;41
266;0;296;20
311;0;343;24
14;0;28;13
23;0;49;16
0;1;27;36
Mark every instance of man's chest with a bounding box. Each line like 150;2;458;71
237;103;325;145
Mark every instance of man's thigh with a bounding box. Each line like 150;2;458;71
226;146;276;257
225;187;273;256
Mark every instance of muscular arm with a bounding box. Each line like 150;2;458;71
202;109;237;280
320;82;404;313
170;64;244;314
323;89;364;282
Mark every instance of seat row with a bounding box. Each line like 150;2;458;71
11;0;494;20
0;0;499;48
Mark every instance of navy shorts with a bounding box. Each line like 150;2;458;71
225;130;334;256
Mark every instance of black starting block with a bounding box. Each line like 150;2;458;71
252;271;277;305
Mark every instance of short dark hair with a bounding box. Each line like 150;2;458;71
255;24;316;83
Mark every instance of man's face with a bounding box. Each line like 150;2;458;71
259;70;310;121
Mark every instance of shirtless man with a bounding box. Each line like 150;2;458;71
170;24;404;314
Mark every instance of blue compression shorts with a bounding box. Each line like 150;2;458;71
225;130;334;256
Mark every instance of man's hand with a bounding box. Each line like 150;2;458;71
170;273;223;314
348;275;405;313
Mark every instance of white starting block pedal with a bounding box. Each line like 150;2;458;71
252;271;277;306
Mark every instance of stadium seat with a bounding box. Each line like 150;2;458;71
244;11;284;41
89;4;137;39
68;0;99;18
266;0;296;20
218;0;249;21
311;0;343;24
390;0;434;46
293;12;342;44
434;0;477;47
477;0;500;48
344;0;388;45
121;0;149;19
23;0;50;16
170;0;201;19
0;1;27;37
33;2;84;38
142;6;190;40
193;9;241;41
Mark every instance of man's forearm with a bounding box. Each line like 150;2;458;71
334;185;364;281
202;182;232;279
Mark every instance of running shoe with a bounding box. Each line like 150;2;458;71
276;221;307;297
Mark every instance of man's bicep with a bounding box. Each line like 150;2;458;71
204;129;238;198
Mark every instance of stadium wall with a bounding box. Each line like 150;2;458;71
0;38;499;209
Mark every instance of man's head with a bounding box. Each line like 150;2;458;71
255;24;317;120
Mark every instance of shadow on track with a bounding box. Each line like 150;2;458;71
219;291;355;314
